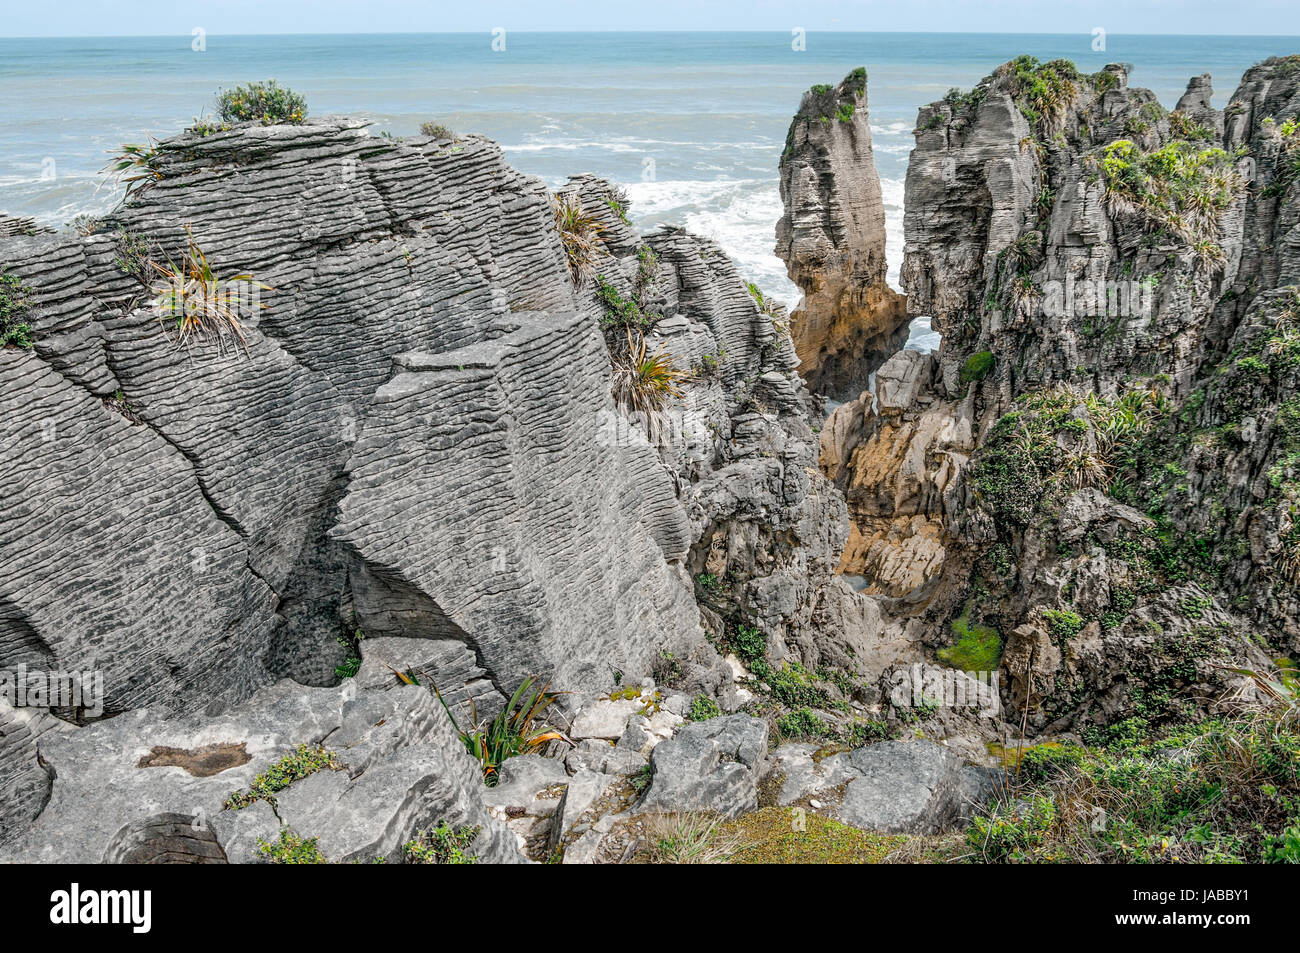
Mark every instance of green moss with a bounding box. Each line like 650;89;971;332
1042;608;1085;641
960;350;994;383
938;607;1002;673
721;806;910;864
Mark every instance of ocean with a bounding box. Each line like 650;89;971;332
2;31;1296;350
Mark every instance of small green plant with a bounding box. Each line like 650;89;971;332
610;326;684;419
334;626;365;680
1043;608;1086;641
147;228;271;352
437;676;568;786
730;625;766;668
104;140;165;197
0;273;36;349
777;707;832;740
553;194;604;288
216;80;308;125
688;695;721;722
603;196;630;224
226;744;343;810
403;820;480;864
418;121;455;139
258;827;328;864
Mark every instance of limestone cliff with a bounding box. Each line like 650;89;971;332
0;115;867;852
826;55;1300;739
776;68;908;402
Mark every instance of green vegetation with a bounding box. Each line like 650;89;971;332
148;228;270;351
225;744;343;810
594;275;651;331
1098;138;1239;244
403;821;480;864
967;673;1300;862
720;806;910;864
776;707;831;740
104;140;164;197
688;694;722;722
729;624;766;669
638;812;742;864
603;196;630;224
971;386;1165;527
939;606;1003;672
0;273;36;349
418;121;455;139
258;828;328;864
216;80;307;124
437;676;567;786
333;624;365;679
609;325;685;419
999;55;1080;133
553;195;604;288
1042;608;1085;641
960;350;994;384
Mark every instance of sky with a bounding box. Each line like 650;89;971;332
3;0;1299;37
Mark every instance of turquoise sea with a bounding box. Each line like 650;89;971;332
2;31;1297;322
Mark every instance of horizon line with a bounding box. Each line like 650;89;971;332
3;29;1299;40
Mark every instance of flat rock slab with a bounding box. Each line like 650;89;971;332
833;740;997;834
0;680;523;864
637;714;768;818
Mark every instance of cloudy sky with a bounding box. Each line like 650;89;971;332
3;0;1298;36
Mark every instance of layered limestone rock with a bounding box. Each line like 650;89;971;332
1;115;875;850
0;680;524;864
824;55;1300;738
555;176;886;689
776;68;908;402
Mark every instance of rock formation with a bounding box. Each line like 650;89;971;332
5;53;1300;863
776;68;909;402
819;55;1300;740
0;114;877;856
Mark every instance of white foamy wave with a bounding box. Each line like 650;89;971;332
880;176;906;290
904;316;942;353
624;177;799;309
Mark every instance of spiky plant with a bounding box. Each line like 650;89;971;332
436;676;569;786
610;326;684;422
104;140;164;197
552;194;604;288
147;228;270;353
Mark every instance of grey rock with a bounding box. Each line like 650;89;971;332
0;681;523;863
637;714;768;818
834;741;997;834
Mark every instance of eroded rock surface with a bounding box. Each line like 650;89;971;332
777;69;909;401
